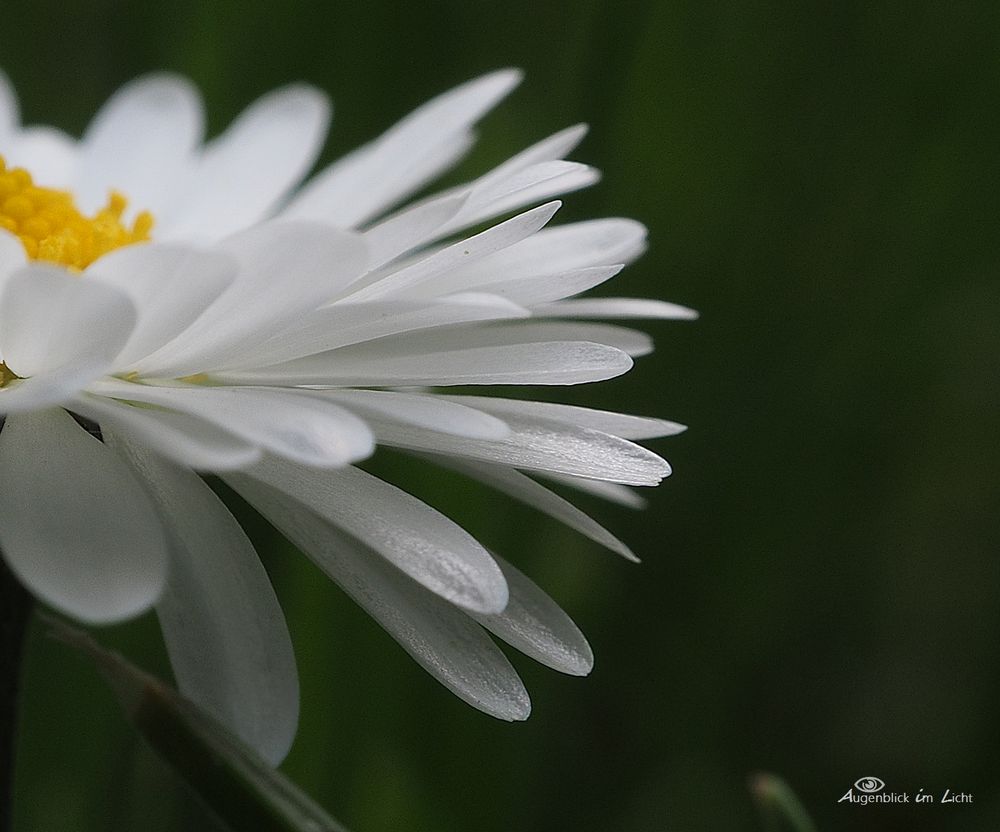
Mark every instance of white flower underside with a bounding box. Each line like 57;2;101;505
0;68;695;762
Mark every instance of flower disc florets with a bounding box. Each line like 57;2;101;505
0;154;152;270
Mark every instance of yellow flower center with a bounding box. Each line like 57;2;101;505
0;154;153;271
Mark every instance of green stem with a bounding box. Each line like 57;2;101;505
0;558;32;832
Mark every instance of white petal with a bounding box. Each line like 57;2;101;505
362;195;466;269
75;74;204;215
0;266;136;376
230;476;530;721
232;457;508;614
90;380;374;468
536;298;700;320
0;69;17;138
0;266;136;413
438;395;687;440
370;413;670;486
0;408;167;623
284;69;522;227
439;161;599;237
250;317;647;374
540;472;649;509
410;320;654;357
138;222;368;377
0;229;26;276
223;340;632;387
347;202;560;302
6;127;77;188
317;389;509;440
109;435;298;765
371;124;597;247
87;244;237;370
472;555;593;676
354;318;651;356
449;264;623;307
472;124;589;186
234;293;528;369
71;393;260;472
0;375;86;415
160;85;330;241
427;456;636;560
446;218;647;286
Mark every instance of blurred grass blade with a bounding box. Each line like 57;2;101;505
41;612;349;832
749;772;818;832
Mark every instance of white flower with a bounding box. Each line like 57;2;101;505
0;69;695;763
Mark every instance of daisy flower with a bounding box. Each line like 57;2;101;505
0;69;695;764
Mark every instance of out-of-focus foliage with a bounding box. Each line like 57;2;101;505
4;1;999;830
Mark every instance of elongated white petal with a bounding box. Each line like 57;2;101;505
537;298;700;320
474;124;589;186
540;472;649;509
230;476;530;721
137;222;368;377
293;318;649;360
393;124;591;244
91;380;374;468
75;74;204;215
161;85;330;241
285;69;522;226
459;264;622;307
0;229;25;276
340;129;476;228
427;456;636;560
71;393;260;472
109;435;299;765
0;408;167;623
223;341;632;387
465;160;591;211
0;69;16;138
440;161;598;236
406;320;654;357
232;458;508;614
447;218;647;286
362;195;466;269
0;266;136;413
0;266;136;376
438;395;687;440
318;389;509;440
6;127;77;187
87;244;236;370
347;201;560;302
0;375;89;415
0;231;22;360
369;413;670;486
236;293;527;369
472;555;593;676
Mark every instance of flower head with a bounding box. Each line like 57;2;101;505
0;68;694;763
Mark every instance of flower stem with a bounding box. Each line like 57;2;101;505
0;558;31;832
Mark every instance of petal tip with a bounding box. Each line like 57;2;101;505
503;693;531;722
490;67;525;92
565;652;595;677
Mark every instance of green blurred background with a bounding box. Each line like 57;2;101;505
3;1;999;829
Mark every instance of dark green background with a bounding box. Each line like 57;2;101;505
3;1;999;829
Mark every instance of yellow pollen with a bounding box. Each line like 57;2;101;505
0;154;153;271
178;372;211;385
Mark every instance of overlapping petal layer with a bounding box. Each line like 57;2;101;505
0;67;694;758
